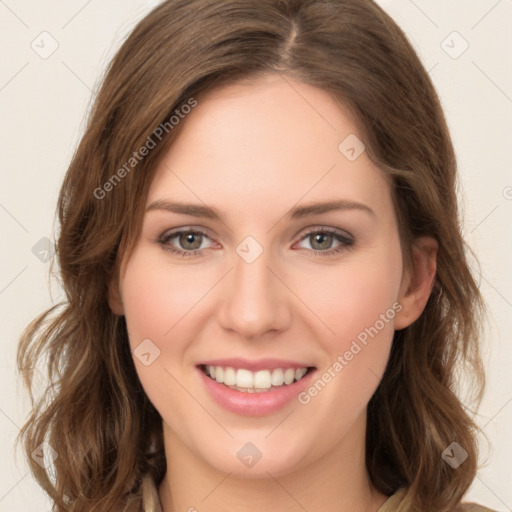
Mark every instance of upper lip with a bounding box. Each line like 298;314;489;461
197;358;315;372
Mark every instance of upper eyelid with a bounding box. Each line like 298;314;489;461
299;226;352;239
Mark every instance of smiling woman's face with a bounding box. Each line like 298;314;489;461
111;74;430;478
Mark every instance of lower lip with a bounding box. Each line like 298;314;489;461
197;366;316;416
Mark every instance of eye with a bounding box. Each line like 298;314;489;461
294;227;354;256
155;226;355;258
157;229;215;257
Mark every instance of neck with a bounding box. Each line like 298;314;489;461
158;412;388;512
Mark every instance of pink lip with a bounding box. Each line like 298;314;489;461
196;365;317;416
197;357;313;372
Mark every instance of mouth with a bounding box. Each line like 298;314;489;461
198;364;316;393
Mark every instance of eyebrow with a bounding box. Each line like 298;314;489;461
145;199;376;221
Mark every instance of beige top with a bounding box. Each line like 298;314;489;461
376;488;497;512
135;476;496;512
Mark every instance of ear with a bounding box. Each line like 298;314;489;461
393;236;438;330
108;274;125;316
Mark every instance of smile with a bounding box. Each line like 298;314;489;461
196;360;318;416
200;364;313;393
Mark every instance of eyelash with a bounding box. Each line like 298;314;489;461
155;226;355;258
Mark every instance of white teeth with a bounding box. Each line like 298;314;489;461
215;366;224;384
284;368;295;385
271;368;284;386
203;365;310;391
295;368;307;381
236;369;253;388
253;370;272;389
223;367;236;386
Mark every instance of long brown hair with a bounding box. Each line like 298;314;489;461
16;1;486;510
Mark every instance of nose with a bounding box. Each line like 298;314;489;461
217;245;292;340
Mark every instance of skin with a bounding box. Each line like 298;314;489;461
109;73;438;512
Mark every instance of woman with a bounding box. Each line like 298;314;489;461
17;1;496;511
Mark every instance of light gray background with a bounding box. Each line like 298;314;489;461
1;1;511;510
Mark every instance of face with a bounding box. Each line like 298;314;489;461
113;74;426;478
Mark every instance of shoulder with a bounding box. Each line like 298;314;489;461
455;504;498;512
378;488;498;512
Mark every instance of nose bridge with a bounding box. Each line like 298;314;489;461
218;238;290;338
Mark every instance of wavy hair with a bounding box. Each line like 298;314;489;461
17;0;486;510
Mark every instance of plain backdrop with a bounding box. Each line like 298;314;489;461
1;1;511;510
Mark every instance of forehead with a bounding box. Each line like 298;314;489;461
146;74;392;222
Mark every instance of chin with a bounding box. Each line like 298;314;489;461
195;434;312;478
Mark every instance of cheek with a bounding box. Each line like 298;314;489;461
294;268;400;452
120;247;210;349
119;248;206;421
292;241;402;413
119;246;223;414
293;248;403;348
